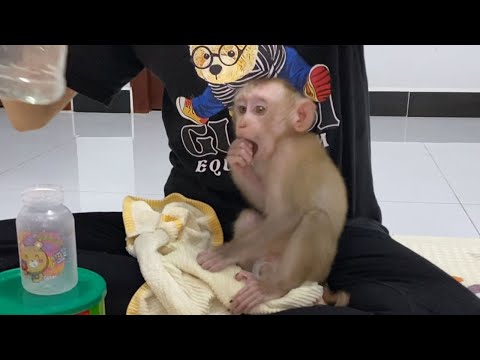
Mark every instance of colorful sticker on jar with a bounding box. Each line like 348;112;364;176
18;231;66;282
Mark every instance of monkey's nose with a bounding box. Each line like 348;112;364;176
237;119;246;128
209;65;222;76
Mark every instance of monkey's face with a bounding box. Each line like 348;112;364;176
232;82;291;160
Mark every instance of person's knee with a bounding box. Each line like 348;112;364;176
347;282;421;315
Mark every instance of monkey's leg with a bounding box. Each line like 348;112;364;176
231;209;333;314
197;209;264;272
295;210;350;307
233;209;264;238
232;209;265;270
197;214;298;273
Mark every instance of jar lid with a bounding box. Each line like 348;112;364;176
0;268;107;315
21;184;64;205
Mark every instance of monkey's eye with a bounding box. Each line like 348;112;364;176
236;105;247;114
255;106;266;115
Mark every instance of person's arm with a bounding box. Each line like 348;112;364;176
3;45;144;132
3;88;77;131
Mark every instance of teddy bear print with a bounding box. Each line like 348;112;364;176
20;241;49;282
176;45;332;124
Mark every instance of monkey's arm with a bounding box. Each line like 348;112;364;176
227;138;266;211
230;165;265;212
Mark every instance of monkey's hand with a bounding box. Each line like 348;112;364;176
227;138;265;211
230;270;285;315
227;138;255;169
197;247;236;272
304;64;331;103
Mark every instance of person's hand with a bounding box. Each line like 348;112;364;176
227;138;254;169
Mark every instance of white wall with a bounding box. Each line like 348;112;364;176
364;45;480;92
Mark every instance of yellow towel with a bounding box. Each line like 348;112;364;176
123;193;324;315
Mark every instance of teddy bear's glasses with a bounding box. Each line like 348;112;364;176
191;45;247;69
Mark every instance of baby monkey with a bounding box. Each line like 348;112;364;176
197;78;349;314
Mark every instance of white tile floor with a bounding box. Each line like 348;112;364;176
0;110;479;238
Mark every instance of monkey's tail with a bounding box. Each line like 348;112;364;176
322;284;350;307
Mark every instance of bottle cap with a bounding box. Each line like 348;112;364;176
21;184;64;206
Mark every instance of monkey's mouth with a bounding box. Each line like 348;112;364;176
251;142;258;157
243;139;258;158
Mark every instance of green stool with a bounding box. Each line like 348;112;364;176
0;267;107;315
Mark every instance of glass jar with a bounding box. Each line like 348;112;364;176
16;185;78;295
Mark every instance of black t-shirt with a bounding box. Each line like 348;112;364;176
66;45;381;240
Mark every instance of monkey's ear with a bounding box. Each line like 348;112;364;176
293;98;317;133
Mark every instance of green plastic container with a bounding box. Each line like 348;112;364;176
0;267;107;315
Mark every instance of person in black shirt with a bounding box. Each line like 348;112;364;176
2;45;479;315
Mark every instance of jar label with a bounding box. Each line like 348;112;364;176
18;231;66;282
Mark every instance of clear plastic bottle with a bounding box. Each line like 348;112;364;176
0;45;67;105
16;185;78;295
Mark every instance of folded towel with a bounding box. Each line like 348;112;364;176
123;193;324;315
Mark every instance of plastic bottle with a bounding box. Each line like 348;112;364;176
16;185;78;295
0;45;67;105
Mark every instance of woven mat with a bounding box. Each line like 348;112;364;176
393;235;480;295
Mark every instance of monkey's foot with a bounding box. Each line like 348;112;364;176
304;64;331;103
197;249;234;272
230;270;283;314
315;296;327;306
176;97;208;124
322;286;351;307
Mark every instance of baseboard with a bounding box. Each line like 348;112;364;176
69;89;480;118
369;92;409;116
370;91;480;117
72;90;131;113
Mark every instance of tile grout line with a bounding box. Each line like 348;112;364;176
0;137;77;178
403;92;410;142
379;200;462;205
423;143;480;236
